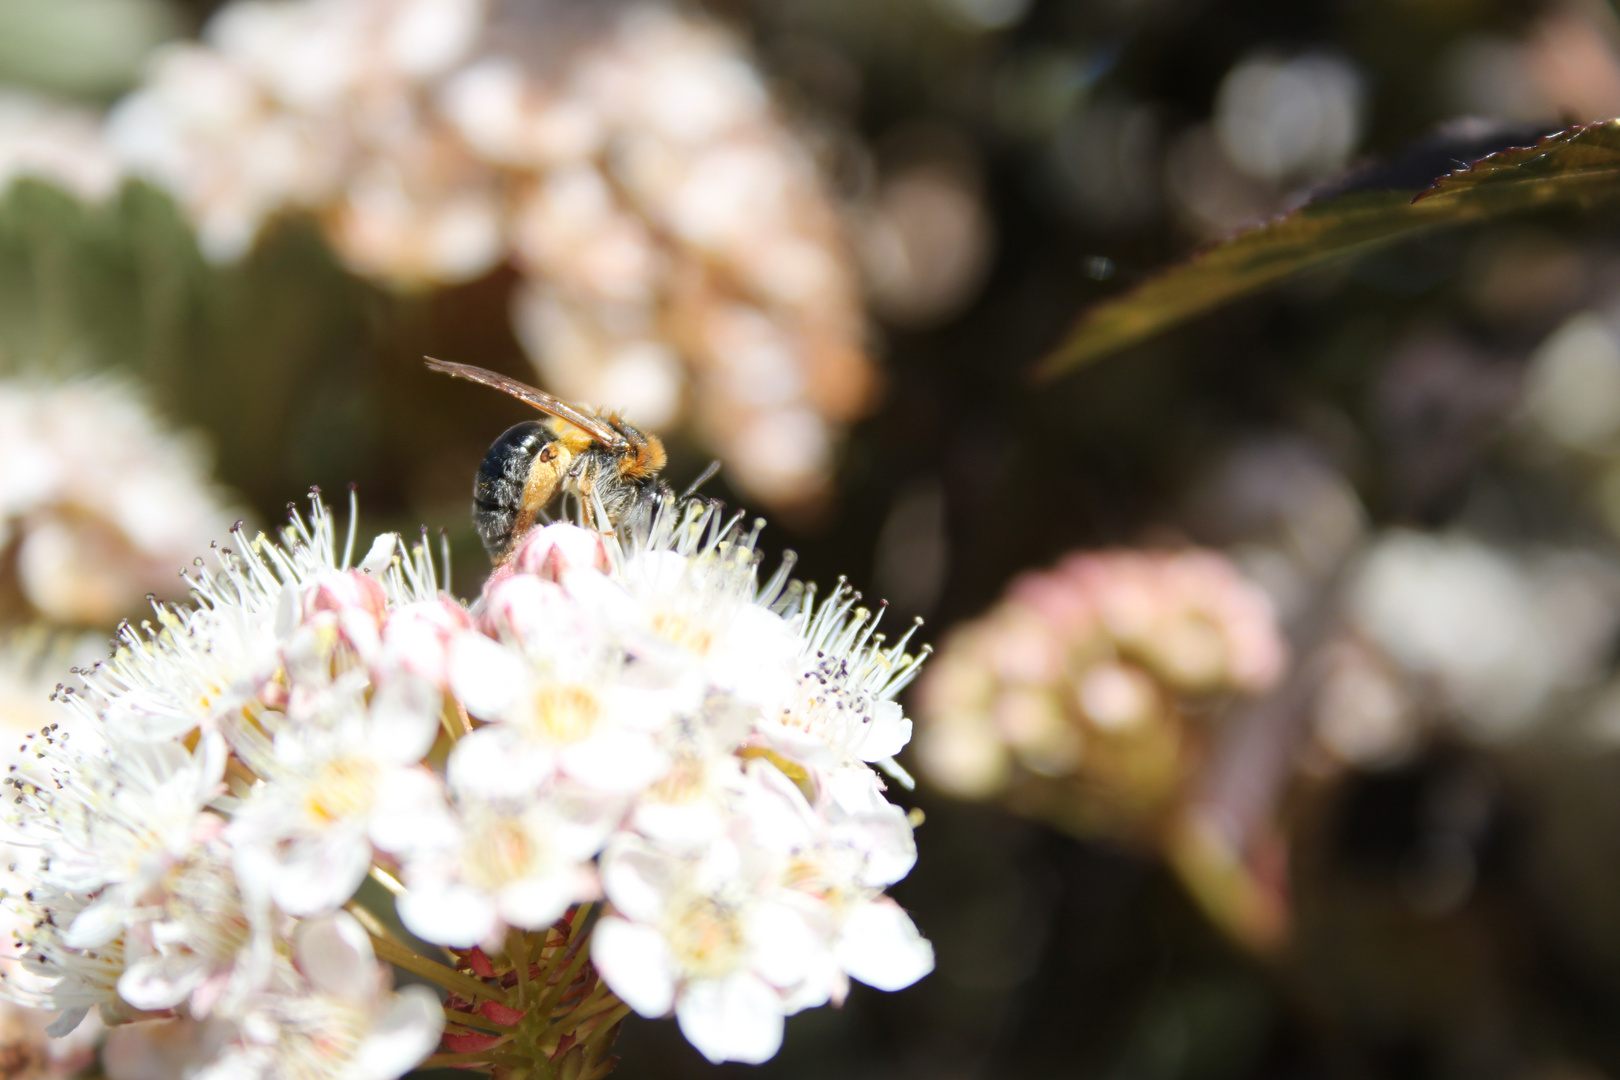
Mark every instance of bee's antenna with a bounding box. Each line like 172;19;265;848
680;460;722;501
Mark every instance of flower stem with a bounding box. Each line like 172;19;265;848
508;926;532;1009
369;932;512;1005
422;1050;533;1069
426;906;628;1079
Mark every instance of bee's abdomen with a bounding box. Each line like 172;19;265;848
473;421;550;560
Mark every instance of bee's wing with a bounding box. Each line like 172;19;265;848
425;357;628;450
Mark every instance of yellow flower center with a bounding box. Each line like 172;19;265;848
465;815;539;890
666;896;745;978
651;610;715;656
647;756;705;804
303;756;380;825
527;683;603;745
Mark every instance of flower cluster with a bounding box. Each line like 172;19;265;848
106;0;875;511
0;492;932;1076
915;548;1285;842
0;375;239;627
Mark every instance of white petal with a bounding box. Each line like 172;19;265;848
118;952;206;1011
271;829;371;916
631;801;725;850
65;891;127;948
368;674;442;764
398;881;497;948
779;952;839;1015
559;730;668;792
849;809;917;889
591;916;676;1017
675;973;785;1065
836;901;934;991
498;872;582;929
295;912;376;1001
826;763;887;814
274;584;299;640
357;533;398;576
855;702;913;761
711;607;799;712
758;725;842;770
369;769;457;855
448;634;525;719
194;730;229;798
741;760;816;852
876;756;916;790
599;841;674;923
351;985;445;1080
46;1006;89;1038
447;726;555;798
747;900;821;989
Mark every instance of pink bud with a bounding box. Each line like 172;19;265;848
381;597;475;686
506;523;610;581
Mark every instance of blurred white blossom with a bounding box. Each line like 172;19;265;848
1346;532;1620;741
1523;310;1620;454
0;91;119;202
106;0;875;511
0;376;239;627
1214;52;1362;185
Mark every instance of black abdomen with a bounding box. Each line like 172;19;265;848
473;421;550;559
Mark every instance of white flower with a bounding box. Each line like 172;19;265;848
3;734;225;953
114;837;266;1019
190;913;444;1080
592;830;807;1065
0;726;269;1030
630;746;749;853
396;782;610;948
226;686;453;917
618;549;802;714
68;511;357;744
449;558;677;797
757;626;920;779
3;886;127;1037
742;763;932;1002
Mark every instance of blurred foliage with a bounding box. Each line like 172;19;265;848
1042;120;1620;377
0;0;183;98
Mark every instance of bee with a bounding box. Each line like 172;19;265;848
426;357;670;562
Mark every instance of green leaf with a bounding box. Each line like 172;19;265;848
1037;119;1620;380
